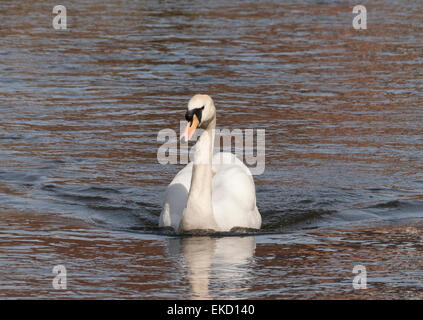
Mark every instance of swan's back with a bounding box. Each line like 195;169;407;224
211;153;261;230
159;152;261;231
159;162;192;229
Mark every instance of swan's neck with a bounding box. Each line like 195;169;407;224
180;119;217;231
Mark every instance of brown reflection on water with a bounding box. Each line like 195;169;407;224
1;208;422;299
252;222;423;299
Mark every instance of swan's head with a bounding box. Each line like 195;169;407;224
181;94;216;141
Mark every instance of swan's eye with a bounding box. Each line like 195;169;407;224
185;109;194;122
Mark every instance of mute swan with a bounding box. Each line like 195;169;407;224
159;94;262;232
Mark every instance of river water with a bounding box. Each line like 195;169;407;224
0;0;422;299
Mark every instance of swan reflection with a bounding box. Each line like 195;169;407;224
167;236;256;299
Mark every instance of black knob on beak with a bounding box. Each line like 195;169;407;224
185;109;194;123
185;106;204;125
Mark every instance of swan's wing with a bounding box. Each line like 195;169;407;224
212;152;251;176
159;162;193;230
212;152;261;230
160;152;261;231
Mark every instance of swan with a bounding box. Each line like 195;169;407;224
159;94;262;232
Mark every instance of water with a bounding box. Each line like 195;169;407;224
0;0;422;299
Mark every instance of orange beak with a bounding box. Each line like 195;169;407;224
180;114;199;142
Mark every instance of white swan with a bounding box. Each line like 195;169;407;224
159;94;262;232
